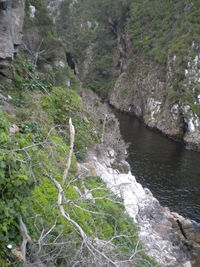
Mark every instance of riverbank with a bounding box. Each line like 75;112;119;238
80;146;200;266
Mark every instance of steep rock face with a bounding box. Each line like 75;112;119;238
107;1;200;151
109;59;182;136
109;47;200;150
0;0;24;75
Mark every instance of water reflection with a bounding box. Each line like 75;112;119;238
115;111;200;222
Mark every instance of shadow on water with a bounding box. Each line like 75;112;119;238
115;110;200;222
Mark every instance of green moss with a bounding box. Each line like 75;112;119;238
190;103;200;116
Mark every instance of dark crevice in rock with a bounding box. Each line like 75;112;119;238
180;110;188;138
14;44;20;58
11;1;19;9
66;52;76;75
177;219;187;239
0;1;8;11
0;70;8;78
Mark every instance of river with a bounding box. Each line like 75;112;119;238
115;111;200;223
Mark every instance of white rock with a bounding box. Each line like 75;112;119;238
188;118;195;132
87;21;92;29
171;103;179;121
147;97;161;120
29;5;36;19
94;21;99;31
183;262;192;267
192;41;195;48
183;105;190;113
194;55;199;65
183;105;200;133
58;60;65;68
108;149;115;158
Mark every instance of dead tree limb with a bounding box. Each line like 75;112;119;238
62;118;75;184
19;216;32;262
46;173;117;266
46;173;87;241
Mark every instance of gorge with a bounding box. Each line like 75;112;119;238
0;0;200;266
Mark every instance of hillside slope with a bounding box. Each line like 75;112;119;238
0;1;157;266
50;0;200;150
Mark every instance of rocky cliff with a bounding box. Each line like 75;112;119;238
108;1;200;151
110;1;200;151
109;45;200;151
0;0;24;77
48;0;200;151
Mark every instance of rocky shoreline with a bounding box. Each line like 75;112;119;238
81;147;200;267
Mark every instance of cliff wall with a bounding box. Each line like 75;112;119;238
0;0;24;76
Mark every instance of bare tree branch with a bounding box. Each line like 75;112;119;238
62;118;75;184
19;216;32;262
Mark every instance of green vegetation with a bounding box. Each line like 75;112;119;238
129;0;200;62
5;0;200;264
128;0;200;103
0;48;157;265
129;1;174;64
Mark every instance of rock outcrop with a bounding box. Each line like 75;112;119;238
82;148;200;267
109;47;200;151
0;0;24;76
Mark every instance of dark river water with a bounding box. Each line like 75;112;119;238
115;111;200;223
